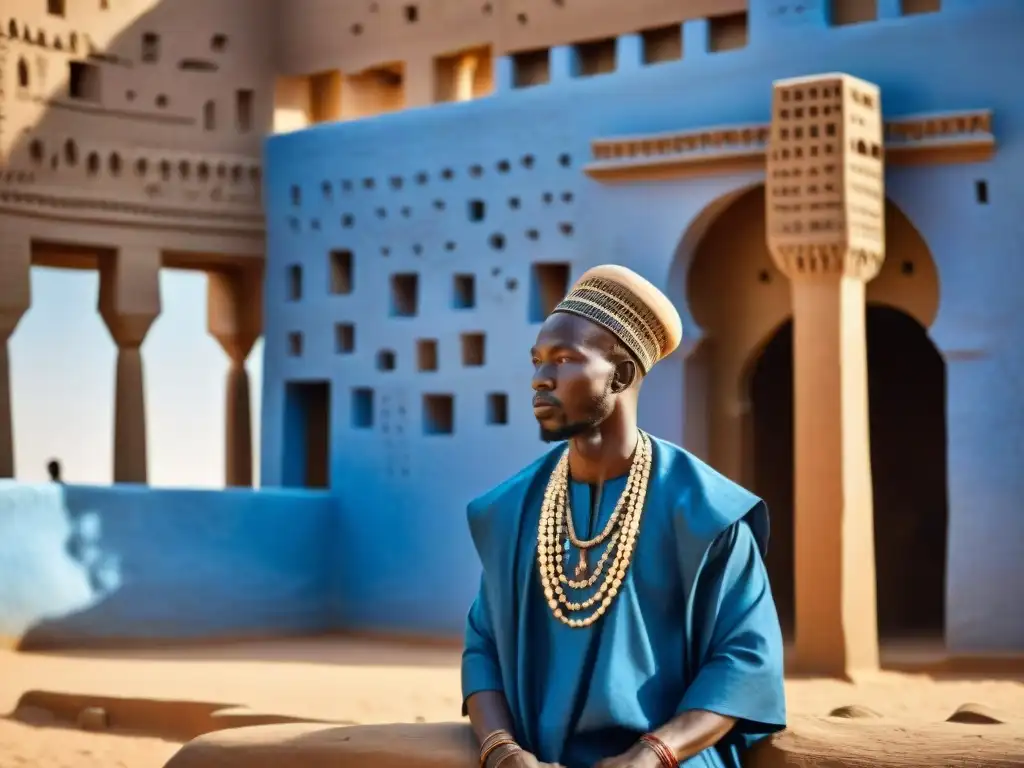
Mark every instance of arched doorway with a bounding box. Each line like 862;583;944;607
747;306;948;639
684;184;946;641
748;321;794;635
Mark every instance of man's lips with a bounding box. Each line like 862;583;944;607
532;397;560;418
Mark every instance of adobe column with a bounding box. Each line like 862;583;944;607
207;265;262;487
766;74;886;677
98;246;162;484
0;232;31;478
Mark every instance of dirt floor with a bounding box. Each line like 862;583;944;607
0;638;1022;767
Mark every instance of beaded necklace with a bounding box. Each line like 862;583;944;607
536;431;652;628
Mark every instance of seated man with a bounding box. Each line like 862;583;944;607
461;266;786;768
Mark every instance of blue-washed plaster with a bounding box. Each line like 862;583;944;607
260;0;1024;651
4;1;1021;652
0;481;336;646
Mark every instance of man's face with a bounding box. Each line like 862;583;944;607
530;313;619;443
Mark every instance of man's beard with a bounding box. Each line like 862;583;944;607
539;418;601;443
538;384;614;443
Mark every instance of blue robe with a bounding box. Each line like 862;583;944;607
461;436;786;768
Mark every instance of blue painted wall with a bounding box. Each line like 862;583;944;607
0;481;336;646
250;0;1021;650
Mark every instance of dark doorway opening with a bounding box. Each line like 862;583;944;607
282;380;331;489
748;305;948;639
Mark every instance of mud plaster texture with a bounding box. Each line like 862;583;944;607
0;639;1022;768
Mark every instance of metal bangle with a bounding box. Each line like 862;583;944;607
480;739;517;768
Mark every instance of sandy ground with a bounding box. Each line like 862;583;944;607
0;638;1022;768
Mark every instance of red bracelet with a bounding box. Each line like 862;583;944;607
640;733;678;768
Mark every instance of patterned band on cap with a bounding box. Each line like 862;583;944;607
553;276;669;374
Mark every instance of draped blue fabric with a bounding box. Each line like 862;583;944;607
461;437;786;768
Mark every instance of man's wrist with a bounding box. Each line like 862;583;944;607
639;733;678;768
479;729;520;768
487;742;524;767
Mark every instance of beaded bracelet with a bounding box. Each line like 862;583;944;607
640;733;678;768
479;730;518;768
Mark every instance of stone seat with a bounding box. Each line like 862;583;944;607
162;717;1024;768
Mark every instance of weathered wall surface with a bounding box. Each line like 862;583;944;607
261;0;1024;649
0;481;335;646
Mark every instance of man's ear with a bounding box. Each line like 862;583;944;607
610;360;636;393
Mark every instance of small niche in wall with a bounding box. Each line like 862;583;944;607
335;322;355;353
352;388;374;428
236;89;254;132
512;48;550;89
377;350;396;371
709;12;749;51
291;185;301;206
141;32;160;62
308;71;343;123
453;274;476;309
179;58;218;72
468;199;486;222
486;392;509;425
975;180;989;205
404;4;419;22
423;394;455;435
390;273;419;317
461;332;486;367
343;64;405;120
211;33;228;52
575;38;616;77
902;0;940;13
47;0;66;17
417;339;439;371
329;249;353;294
641;24;682;64
203;100;216;130
434;45;494;103
287;264;303;301
68;61;100;101
529;262;570;323
287;331;304;357
829;0;878;26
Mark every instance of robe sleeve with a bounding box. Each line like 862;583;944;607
461;574;505;715
677;520;787;745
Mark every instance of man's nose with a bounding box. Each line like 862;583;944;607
532;367;554;392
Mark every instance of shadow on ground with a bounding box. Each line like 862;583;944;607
6;689;354;743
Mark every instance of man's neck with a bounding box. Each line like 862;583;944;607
567;420;638;484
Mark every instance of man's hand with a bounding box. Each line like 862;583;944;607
591;742;662;768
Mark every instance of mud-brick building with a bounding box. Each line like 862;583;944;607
261;0;1023;667
2;0;1022;673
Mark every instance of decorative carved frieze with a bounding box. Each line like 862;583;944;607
584;108;995;182
0;184;263;237
0;139;263;233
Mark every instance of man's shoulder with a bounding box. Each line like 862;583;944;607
648;434;740;491
648;434;767;551
467;444;563;522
